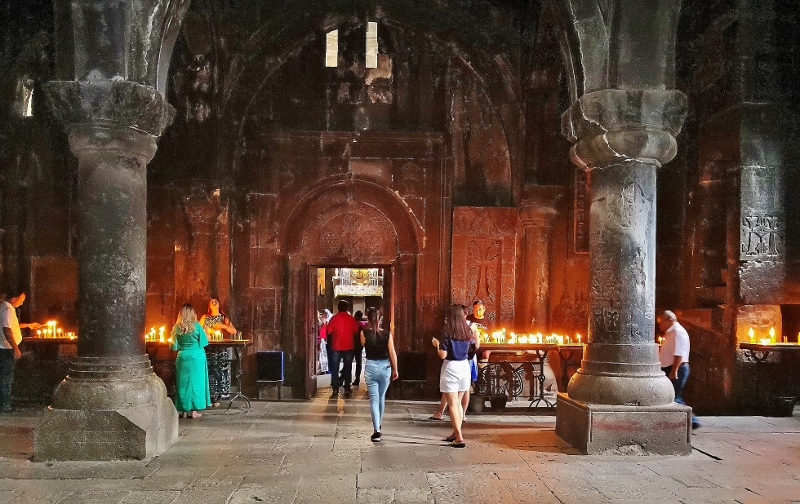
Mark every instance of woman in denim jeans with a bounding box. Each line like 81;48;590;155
361;307;398;442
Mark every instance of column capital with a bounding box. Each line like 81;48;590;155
561;89;688;169
43;80;175;138
518;185;566;227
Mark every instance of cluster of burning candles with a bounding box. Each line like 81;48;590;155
747;326;798;345
144;326;171;343
477;327;582;345
144;326;227;342
35;320;76;339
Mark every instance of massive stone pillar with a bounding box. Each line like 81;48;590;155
556;89;691;455
516;185;565;331
34;81;178;460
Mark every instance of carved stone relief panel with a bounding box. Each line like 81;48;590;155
740;215;781;259
573;168;590;253
300;200;399;264
451;207;517;326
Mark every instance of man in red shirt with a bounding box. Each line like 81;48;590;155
327;300;359;397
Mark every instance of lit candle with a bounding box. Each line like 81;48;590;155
769;327;776;344
748;327;755;343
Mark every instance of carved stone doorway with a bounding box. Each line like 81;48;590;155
311;265;393;393
283;179;420;399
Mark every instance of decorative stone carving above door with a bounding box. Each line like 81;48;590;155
300;200;399;265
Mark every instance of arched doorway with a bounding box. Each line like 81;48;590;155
283;177;421;398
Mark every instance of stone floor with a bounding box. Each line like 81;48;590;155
1;385;799;504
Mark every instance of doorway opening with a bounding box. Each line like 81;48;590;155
311;266;392;389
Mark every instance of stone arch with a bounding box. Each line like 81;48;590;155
283;176;421;261
280;175;422;398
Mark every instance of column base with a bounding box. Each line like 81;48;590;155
33;355;178;461
556;393;692;455
33;396;177;461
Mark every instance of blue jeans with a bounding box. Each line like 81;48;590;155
330;349;354;392
663;362;698;426
663;362;690;404
365;359;392;431
0;349;16;411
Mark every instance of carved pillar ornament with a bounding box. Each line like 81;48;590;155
561;89;688;406
516;185;565;332
34;80;177;461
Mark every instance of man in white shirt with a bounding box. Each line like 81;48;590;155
1;291;38;413
658;309;699;428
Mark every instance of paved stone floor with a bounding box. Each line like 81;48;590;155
1;385;799;504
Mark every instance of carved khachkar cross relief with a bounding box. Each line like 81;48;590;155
740;215;781;259
467;239;500;308
451;207;517;325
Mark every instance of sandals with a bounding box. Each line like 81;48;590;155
428;415;444;421
450;441;466;448
444;435;456;442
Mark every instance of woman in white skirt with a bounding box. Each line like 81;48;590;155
431;303;474;448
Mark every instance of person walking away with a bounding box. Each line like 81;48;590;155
350;310;366;387
1;291;39;413
432;303;473;448
327;300;359;397
658;310;700;429
171;303;212;418
361;307;398;442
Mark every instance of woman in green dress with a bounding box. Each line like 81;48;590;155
171;303;211;418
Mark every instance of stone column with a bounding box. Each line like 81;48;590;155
516;185;565;331
34;81;178;461
555;89;692;455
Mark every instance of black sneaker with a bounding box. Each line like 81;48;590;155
371;431;382;442
331;391;339;398
343;389;352;396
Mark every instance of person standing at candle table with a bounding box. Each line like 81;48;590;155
430;304;479;421
199;297;237;339
432;303;474;448
0;291;40;414
658;310;700;429
170;303;212;419
199;297;237;407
